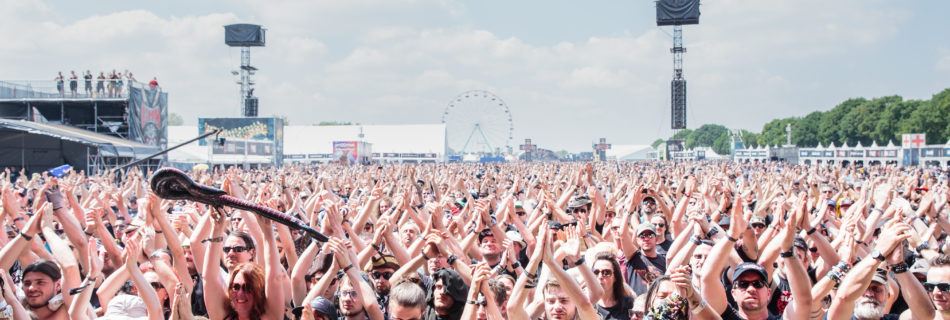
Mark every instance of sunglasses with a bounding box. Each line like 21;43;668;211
809;247;818;253
372;271;393;280
735;280;767;289
751;224;766;229
230;282;251;292
593;269;613;277
223;246;249;253
924;282;950;293
338;290;358;298
638;233;656;239
654;223;666;228
515;211;526;216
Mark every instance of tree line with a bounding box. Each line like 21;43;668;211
653;88;950;155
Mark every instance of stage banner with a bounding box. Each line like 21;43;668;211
128;86;168;149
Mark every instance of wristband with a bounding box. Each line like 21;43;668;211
19;232;34;241
574;256;586;267
806;227;818;235
725;235;739;243
917;242;931;253
511;261;521;269
342;265;353;273
705;228;719;239
201;237;223;243
447;255;458;265
690;299;707;315
780;250;795;258
690;236;702;245
891;262;909;274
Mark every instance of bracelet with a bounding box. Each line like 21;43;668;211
891;262;909;274
917;242;931;252
806;227;818;235
371;244;382;252
525;270;538;280
201;237;223;243
780;250;795;258
447;255;458;265
19;232;33;241
511;261;521;269
725;235;739;243
574;256;586;267
467;300;480;305
155;230;163;234
342;265;353;273
705;228;719;239
690;235;702;245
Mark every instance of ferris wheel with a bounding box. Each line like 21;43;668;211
441;90;514;155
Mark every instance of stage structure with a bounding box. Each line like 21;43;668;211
656;0;700;130
0;80;168;173
225;24;266;117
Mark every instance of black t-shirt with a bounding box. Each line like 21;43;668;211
624;251;667;294
721;305;782;320
596;296;634;320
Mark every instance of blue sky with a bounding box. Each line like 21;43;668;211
2;0;949;151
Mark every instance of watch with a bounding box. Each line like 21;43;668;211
917;242;931;253
868;250;885;262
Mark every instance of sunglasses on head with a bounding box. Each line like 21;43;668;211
924;282;950;293
735;280;767;289
372;271;393;280
223;246;249;253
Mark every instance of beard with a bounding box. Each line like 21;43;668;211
853;298;884;320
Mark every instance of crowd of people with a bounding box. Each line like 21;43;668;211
0;161;949;320
54;70;159;98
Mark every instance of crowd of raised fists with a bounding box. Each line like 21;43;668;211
0;162;948;320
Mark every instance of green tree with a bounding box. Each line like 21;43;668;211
793;112;822;147
686;124;729;150
651;139;665;149
712;134;732;155
739;130;759;148
168;112;184;126
757;117;798;147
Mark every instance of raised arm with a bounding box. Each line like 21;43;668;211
540;222;599;320
257;216;287;320
201;208;229;320
827;222;911;320
700;202;746;315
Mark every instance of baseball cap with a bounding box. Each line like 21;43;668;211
910;259;931;276
792;237;807;251
732;262;768;282
310;296;338;319
749;216;766;226
568;196;592;209
372;254;400;270
99;294;148;320
506;230;526;248
636;223;657;236
872;268;888;284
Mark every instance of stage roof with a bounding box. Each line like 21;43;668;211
0;119;159;158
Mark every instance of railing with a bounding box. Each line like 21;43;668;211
0;79;149;99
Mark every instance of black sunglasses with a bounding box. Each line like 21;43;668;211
809;247;818;253
593;269;613;277
654;223;666;228
223;246;249;253
372;271;393;280
924;282;950;293
735;280;767;289
230;283;251;292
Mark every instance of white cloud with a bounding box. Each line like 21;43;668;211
0;0;931;151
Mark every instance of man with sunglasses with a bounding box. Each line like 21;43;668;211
924;255;950;319
621;223;667;295
371;254;400;318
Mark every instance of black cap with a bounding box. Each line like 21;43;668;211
792;237;807;251
732;262;768;282
477;229;494;243
309;296;337;318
